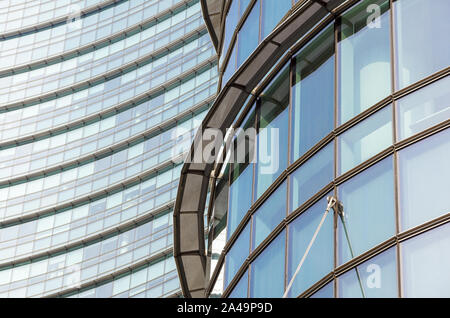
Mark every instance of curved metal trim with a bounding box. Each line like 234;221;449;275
173;0;346;298
200;0;225;53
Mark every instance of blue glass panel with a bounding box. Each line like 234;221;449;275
287;193;334;297
399;128;450;231
252;182;287;251
237;0;260;67
228;166;252;240
229;270;248;298
310;282;334;298
397;76;450;141
225;222;251;288
291;25;334;161
250;230;285;298
338;105;392;175
395;0;450;89
338;247;397;298
261;0;291;39
338;0;391;124
239;0;251;18
402;222;450;297
222;0;239;64
338;157;395;265
227;109;256;240
290;143;334;213
255;66;289;198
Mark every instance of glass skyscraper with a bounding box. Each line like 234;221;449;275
174;0;450;298
0;0;217;297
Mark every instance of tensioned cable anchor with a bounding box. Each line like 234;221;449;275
283;196;366;298
283;196;336;298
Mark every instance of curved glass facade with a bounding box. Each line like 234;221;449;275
197;0;450;298
0;0;218;298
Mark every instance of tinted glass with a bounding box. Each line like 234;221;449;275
338;157;395;265
292;25;334;161
402;222;450;297
255;66;290;198
250;230;285;297
394;0;450;89
287;193;334;297
339;105;392;175
338;0;391;124
290;142;334;212
252;182;287;250
398;129;450;231
338;247;397;298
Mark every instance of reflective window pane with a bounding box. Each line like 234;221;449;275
338;247;397;298
338;157;395;265
287;193;334;297
291;25;334;161
261;0;291;39
311;282;334;298
338;105;392;175
237;0;260;67
255;66;289;198
402;222;450;297
290;143;334;213
397;76;450;141
394;0;450;89
229;270;248;298
250;230;285;298
227;110;256;240
398;129;450;231
252;182;286;251
224;222;250;288
338;0;391;124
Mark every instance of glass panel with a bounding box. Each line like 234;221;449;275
338;105;392;175
227;109;256;240
398;128;450;231
291;24;334;162
338;247;397;298
252;182;286;251
290;142;334;213
338;157;395;265
260;0;291;39
224;222;250;288
237;0;260;67
402;222;450;297
338;0;391;124
394;0;450;89
397;76;450;141
255;66;289;198
229;270;248;298
250;230;285;298
222;0;239;63
311;282;334;298
287;193;334;297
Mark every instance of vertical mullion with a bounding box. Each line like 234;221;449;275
284;56;295;295
333;17;340;299
390;0;402;299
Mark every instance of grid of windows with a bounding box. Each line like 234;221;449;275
204;0;450;298
0;0;218;298
0;0;197;69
